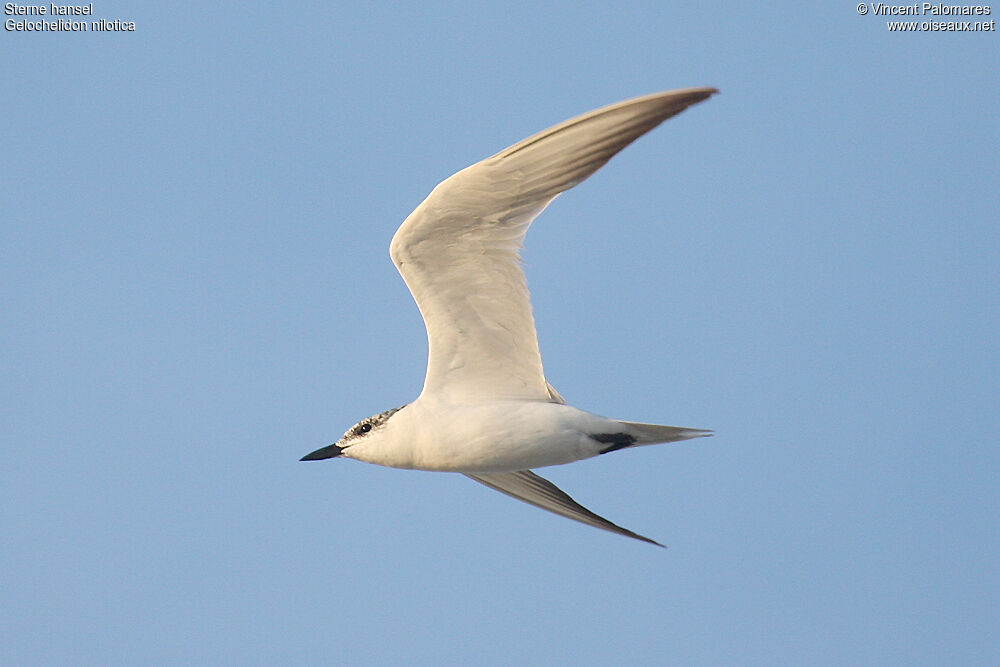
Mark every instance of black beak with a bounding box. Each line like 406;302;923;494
300;443;344;461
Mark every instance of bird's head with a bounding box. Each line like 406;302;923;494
300;405;406;461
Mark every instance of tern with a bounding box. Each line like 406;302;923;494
302;88;717;546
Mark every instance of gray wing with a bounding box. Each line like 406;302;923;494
465;470;664;547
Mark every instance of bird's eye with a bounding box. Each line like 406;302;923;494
358;423;372;434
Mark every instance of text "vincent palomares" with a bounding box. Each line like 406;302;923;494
867;2;991;14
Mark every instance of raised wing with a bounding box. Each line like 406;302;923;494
465;469;663;546
390;88;717;401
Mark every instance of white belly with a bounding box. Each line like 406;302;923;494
345;399;616;472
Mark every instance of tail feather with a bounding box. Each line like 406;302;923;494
618;420;713;445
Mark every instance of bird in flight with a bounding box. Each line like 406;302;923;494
302;88;717;546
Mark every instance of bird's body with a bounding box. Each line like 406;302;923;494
337;398;706;473
303;87;717;545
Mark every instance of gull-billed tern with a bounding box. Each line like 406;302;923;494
302;88;717;546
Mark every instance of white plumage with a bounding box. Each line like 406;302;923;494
303;88;717;546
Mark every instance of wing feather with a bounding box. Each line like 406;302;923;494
465;469;663;546
390;88;717;400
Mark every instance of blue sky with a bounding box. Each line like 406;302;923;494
2;2;997;665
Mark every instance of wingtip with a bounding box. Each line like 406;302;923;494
682;86;719;108
692;85;719;95
626;531;666;548
629;531;667;548
670;85;719;100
